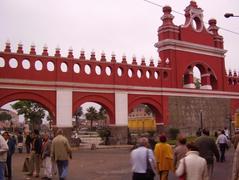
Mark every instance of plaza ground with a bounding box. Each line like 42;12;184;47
12;146;234;180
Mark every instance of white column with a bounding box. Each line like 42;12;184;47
115;91;128;126
56;89;72;127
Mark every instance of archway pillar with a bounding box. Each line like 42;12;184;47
201;73;212;90
183;71;196;88
115;91;128;126
109;91;128;144
56;89;73;128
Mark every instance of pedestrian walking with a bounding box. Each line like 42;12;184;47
173;135;187;169
27;129;42;178
25;132;32;154
17;132;23;153
0;132;8;179
51;129;72;180
154;135;174;180
216;130;229;162
195;129;219;179
2;131;15;179
224;127;230;139
130;137;156;180
175;142;209;180
41;133;52;180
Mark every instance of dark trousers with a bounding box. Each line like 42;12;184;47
26;144;31;154
133;172;147;180
219;143;227;162
5;155;12;177
56;160;68;180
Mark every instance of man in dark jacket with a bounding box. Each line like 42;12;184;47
2;131;15;179
195;129;219;179
27;129;42;178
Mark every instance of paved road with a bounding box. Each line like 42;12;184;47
12;146;234;180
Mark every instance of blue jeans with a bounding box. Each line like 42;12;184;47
0;162;5;180
56;160;68;180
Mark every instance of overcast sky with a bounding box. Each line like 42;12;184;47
0;0;239;70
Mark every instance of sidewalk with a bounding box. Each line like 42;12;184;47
12;146;234;180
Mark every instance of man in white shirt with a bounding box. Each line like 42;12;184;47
130;137;156;180
216;130;229;162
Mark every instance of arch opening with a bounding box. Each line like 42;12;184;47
128;103;162;134
183;63;217;90
0;100;53;134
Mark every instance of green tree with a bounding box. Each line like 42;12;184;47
85;106;98;130
0;112;12;121
98;107;107;126
144;104;153;116
11;100;46;130
73;107;83;128
194;78;201;89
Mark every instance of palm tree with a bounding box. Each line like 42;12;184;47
85;106;98;130
73;107;83;128
98;107;107;126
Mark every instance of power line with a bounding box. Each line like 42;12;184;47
143;0;239;36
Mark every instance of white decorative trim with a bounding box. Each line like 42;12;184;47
156;39;226;58
183;83;196;88
201;73;210;77
1;78;239;99
200;85;212;90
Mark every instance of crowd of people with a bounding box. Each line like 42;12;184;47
0;129;72;180
130;128;237;180
0;126;238;180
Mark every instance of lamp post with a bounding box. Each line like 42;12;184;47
224;13;239;18
227;114;232;139
200;110;203;130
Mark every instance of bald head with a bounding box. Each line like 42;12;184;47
138;137;148;147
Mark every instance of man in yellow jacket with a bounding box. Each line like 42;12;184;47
154;135;174;180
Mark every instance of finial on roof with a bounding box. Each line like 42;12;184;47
100;51;106;62
17;42;23;54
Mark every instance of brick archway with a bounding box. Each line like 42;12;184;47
128;95;163;124
0;89;56;124
73;92;115;124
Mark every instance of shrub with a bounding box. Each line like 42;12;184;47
168;128;180;140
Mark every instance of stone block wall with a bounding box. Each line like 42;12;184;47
168;96;230;136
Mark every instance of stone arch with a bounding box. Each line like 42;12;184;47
0;90;56;124
183;62;218;90
128;97;163;124
73;93;115;124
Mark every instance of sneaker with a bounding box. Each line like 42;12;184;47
26;173;33;177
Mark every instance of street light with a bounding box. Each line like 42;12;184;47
224;13;239;18
200;110;203;130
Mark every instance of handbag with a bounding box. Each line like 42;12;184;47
146;149;155;179
179;158;187;180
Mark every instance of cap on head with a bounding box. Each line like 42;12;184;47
1;131;9;136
